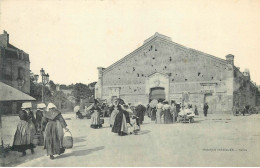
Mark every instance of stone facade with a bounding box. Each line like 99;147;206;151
0;30;31;114
95;33;258;114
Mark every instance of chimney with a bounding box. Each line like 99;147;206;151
226;54;234;65
0;30;9;47
243;68;250;80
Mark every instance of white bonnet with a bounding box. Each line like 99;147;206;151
47;103;57;111
21;102;32;109
37;103;46;109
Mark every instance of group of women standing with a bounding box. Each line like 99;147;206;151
147;100;181;124
109;99;141;136
12;102;69;160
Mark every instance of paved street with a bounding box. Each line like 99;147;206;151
1;113;260;167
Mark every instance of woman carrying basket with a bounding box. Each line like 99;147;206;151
41;103;69;160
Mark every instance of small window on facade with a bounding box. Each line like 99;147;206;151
18;67;23;79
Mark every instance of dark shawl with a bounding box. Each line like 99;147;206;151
19;110;28;121
112;108;128;133
41;109;67;131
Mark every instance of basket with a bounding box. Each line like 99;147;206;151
99;119;104;124
63;130;73;149
32;133;44;146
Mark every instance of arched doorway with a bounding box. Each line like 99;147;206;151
149;87;165;102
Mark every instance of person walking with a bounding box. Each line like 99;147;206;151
194;105;199;116
150;107;156;121
156;100;163;124
36;103;46;132
203;103;209;117
42;103;69;160
90;99;102;129
12;102;36;156
163;101;173;124
170;101;176;122
135;103;145;124
110;100;119;127
112;104;129;136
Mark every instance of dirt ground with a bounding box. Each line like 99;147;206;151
1;113;260;167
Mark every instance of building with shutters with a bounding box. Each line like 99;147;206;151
95;32;258;114
0;30;31;114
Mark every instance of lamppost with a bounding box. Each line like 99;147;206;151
40;68;49;102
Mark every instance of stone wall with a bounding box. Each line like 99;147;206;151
99;37;234;113
102;39;231;85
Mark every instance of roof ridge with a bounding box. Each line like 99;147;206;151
102;33;228;74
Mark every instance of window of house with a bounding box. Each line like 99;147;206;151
18;67;24;79
4;64;12;80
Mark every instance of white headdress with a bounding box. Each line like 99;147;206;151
37;103;46;109
21;102;32;109
47;103;57;111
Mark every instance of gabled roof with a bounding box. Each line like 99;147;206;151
0;82;36;101
103;32;227;74
7;43;19;50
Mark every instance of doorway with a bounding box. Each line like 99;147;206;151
149;87;165;102
204;93;216;113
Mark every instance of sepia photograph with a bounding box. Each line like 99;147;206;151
0;0;260;167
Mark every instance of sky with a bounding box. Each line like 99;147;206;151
1;0;260;85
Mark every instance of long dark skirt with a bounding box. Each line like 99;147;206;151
44;121;65;156
12;120;35;152
151;109;156;121
164;109;173;124
112;111;128;136
112;112;123;134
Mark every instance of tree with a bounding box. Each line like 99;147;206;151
49;80;56;92
60;84;68;90
72;83;92;104
30;79;52;102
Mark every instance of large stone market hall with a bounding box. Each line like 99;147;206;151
95;33;257;114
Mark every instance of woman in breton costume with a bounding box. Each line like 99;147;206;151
109;100;119;127
35;103;46;132
112;103;129;136
41;103;69;160
12;102;36;156
162;101;173;124
90;99;102;129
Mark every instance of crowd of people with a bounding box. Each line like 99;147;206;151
12;102;69;160
11;98;209;159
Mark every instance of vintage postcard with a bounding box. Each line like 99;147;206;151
0;0;260;167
